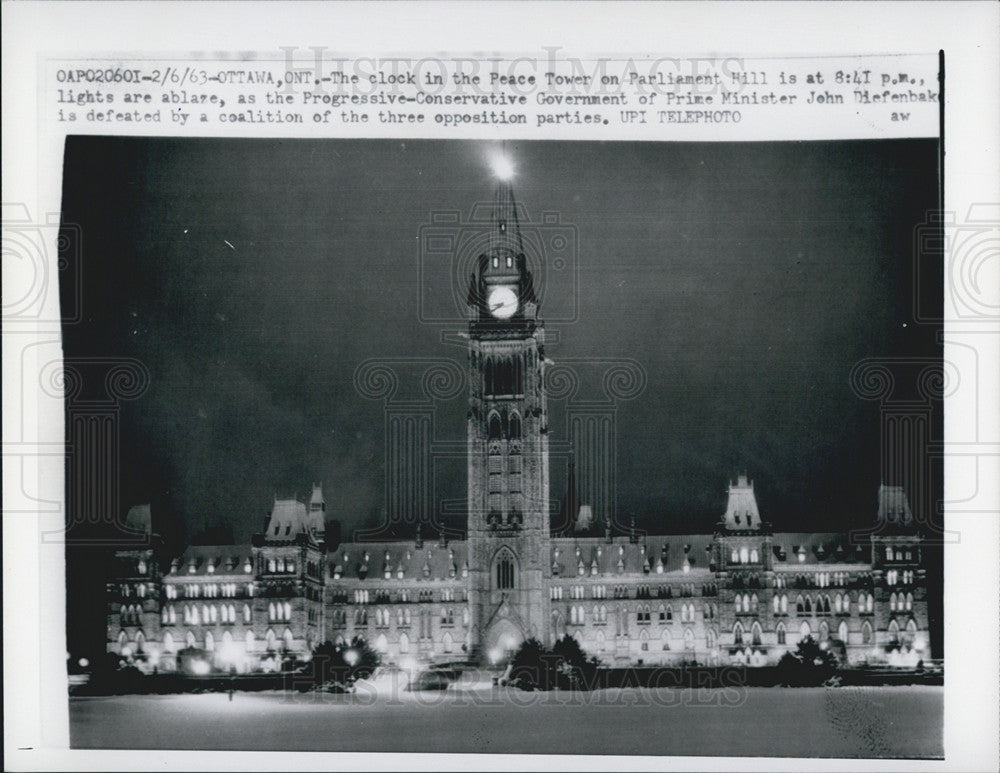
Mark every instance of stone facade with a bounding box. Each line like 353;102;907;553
106;178;932;672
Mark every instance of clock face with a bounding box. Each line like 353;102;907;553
487;286;518;319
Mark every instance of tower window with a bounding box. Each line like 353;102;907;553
496;552;515;590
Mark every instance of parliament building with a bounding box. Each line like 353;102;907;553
106;176;931;673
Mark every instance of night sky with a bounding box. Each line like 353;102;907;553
60;137;941;655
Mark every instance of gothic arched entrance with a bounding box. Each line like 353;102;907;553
484;617;524;666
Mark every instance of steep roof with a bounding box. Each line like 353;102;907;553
266;498;323;541
124;504;152;535
330;539;469;582
550;534;715;578
722;474;762;531
877;484;914;525
167;544;255;577
770;532;870;566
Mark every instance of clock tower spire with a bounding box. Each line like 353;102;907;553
466;166;551;661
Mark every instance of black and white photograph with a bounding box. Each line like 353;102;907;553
57;137;945;756
3;4;999;771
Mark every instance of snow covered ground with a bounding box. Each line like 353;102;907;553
69;684;943;758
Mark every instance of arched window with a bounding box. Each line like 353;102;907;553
889;592;897;612
750;594;758;612
706;628;717;648
888;619;899;643
776;622;787;645
399;632;410;654
375;634;388;654
905;592;913;611
838;620;848;642
796;595;804;613
733;622;744;645
283;629;294;650
751;622;762;646
512;356;523;395
246;631;255;653
804;596;812;614
905;619;917;644
861;620;873;644
485;358;495;395
442;632;453;653
731;549;738;563
799;621;811;642
773;595;780;614
204;631;214;652
818;621;829;641
834;593;842;613
495;549;515;590
284;602;291;621
508;413;521;440
735;595;743;613
740;547;749;564
823;595;831;614
244;604;252;624
750;548;758;563
186;631;196;648
497;359;513;395
684;628;695;651
488;413;503;441
163;632;174;652
866;593;874;613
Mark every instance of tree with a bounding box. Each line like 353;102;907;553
307;637;381;691
776;635;839;686
508;638;555;691
508;636;600;691
551;634;599;690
